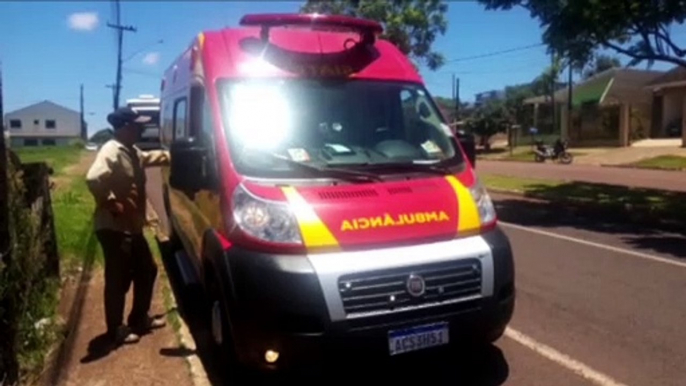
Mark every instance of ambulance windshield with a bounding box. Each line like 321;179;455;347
219;78;464;178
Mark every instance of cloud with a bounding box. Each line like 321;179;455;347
142;52;161;66
68;12;99;31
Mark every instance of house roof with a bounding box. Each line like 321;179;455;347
4;100;79;117
524;68;663;107
647;66;686;90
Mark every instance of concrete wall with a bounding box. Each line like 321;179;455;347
4;101;80;141
9;137;74;147
662;91;684;135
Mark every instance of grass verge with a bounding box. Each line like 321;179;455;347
496;149;586;162
628;155;686;171
482;173;686;231
15;146;83;176
147;231;183;335
9;147;97;383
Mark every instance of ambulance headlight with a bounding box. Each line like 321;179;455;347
469;179;497;226
232;184;302;244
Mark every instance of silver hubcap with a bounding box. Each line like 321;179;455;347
211;301;223;345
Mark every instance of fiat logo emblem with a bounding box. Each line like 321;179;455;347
406;274;426;297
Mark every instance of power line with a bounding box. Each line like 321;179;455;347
445;43;545;64
107;0;136;110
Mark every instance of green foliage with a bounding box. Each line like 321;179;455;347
14;147;82;177
630;155;686;170
582;54;622;79
69;139;86;149
89;128;114;144
0;158;60;384
465;99;508;146
300;0;449;70
477;0;686;68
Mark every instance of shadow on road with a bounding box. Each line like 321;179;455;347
155;240;511;386
492;193;686;259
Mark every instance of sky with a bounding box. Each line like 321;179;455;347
1;1;685;136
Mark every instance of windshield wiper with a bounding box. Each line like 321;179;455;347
346;160;453;175
264;153;383;182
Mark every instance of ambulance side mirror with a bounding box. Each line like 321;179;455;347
456;130;476;167
169;137;209;192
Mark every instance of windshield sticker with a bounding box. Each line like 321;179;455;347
287;148;310;162
440;123;454;136
340;211;450;231
421;140;443;156
325;143;353;154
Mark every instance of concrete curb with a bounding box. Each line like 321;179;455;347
162;281;210;386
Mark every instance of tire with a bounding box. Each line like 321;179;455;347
534;153;545;163
559;152;573;164
205;266;246;382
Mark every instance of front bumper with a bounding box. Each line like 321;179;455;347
222;226;515;371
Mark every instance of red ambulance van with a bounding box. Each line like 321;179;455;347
160;13;515;372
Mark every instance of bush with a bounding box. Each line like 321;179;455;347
0;158;60;385
69;139;86;149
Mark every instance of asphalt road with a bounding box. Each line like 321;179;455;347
477;160;686;192
147;170;686;385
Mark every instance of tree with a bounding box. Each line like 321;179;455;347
477;0;686;69
466;99;508;150
89;128;114;144
300;0;449;70
582;54;622;79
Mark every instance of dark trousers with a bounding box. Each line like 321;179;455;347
96;230;158;336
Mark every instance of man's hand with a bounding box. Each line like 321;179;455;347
104;199;124;215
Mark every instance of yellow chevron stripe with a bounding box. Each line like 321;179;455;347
281;187;339;248
445;176;481;233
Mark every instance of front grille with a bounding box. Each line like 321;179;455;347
338;259;482;317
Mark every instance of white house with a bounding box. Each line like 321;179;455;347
3;100;81;147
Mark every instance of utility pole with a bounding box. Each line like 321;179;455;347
455;77;460;121
79;84;86;140
107;0;136;110
550;51;556;134
567;62;573;140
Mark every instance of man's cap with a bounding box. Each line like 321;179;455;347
107;106;151;129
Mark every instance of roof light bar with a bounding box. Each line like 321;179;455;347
239;13;383;45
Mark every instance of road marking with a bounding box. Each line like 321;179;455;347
505;327;629;386
499;221;686;269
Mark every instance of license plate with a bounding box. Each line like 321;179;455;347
388;322;449;356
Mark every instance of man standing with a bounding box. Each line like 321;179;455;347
86;106;170;345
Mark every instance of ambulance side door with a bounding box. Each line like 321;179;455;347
188;82;224;261
166;91;204;262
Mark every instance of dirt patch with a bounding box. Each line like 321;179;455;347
52;152;96;192
51;267;194;386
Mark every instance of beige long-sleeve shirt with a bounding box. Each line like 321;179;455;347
86;139;170;234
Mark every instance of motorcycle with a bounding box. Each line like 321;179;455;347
533;138;573;164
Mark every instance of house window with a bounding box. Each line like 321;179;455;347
45;120;56;129
9;120;21;129
23;139;38;147
42;139;56;146
34;119;39;125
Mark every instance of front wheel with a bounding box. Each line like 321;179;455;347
205;268;247;382
559;152;573;164
534;153;545;162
